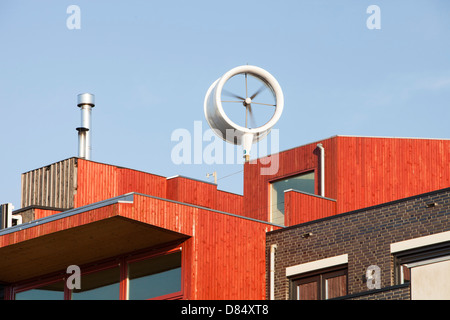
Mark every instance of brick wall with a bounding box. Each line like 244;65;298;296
266;188;450;300
343;284;410;300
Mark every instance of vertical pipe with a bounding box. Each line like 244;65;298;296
317;143;325;197
270;244;277;300
76;127;88;159
76;93;95;160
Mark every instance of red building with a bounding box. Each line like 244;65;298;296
244;135;450;226
1;135;449;299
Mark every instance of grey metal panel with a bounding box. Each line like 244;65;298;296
20;158;77;209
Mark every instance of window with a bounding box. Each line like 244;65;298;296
11;245;183;300
287;254;348;300
128;251;182;300
270;171;315;225
290;267;347;300
71;266;121;300
393;241;450;299
391;232;450;300
15;280;65;300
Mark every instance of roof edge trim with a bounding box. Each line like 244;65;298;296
0;193;134;236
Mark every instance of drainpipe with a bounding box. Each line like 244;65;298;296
270;244;277;300
317;143;325;197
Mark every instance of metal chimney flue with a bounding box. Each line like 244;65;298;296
76;93;95;160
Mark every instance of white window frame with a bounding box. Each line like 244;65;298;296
391;231;450;285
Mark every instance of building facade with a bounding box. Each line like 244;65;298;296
0;158;280;300
244;135;450;226
265;187;450;300
1;135;449;300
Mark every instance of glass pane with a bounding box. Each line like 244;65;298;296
71;266;120;300
325;274;347;299
271;172;315;225
15;281;65;300
401;264;411;284
128;252;182;300
297;281;318;300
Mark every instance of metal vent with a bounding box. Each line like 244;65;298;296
76;93;95;160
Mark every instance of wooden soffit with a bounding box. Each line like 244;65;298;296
0;216;189;284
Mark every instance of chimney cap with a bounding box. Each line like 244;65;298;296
77;93;95;107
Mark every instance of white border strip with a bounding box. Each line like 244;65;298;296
405;255;450;268
286;254;348;277
390;231;450;253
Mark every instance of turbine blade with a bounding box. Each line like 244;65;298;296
250;85;266;100
249;104;257;128
222;89;245;101
245;105;248;128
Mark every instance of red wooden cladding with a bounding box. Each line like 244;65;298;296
166;177;243;215
335;137;450;214
75;160;243;215
20;136;450;227
216;190;243;215
74;159;167;208
243;137;338;222
166;176;217;209
117;166;167;199
8;135;450;299
244;136;450;226
284;190;336;226
34;208;62;220
3;194;278;299
119;194;279;299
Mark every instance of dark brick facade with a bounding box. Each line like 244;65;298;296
341;284;410;300
266;188;450;300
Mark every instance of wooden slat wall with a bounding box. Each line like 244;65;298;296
336;136;450;214
284;191;336;226
23;158;242;216
215;190;243;215
74;159;118;207
117;167;167;199
2;193;279;299
121;194;280;300
34;208;62;220
244;136;450;226
166;177;243;214
74;159;167;208
166;177;217;209
20;158;77;209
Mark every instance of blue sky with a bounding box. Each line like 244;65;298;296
1;1;450;209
